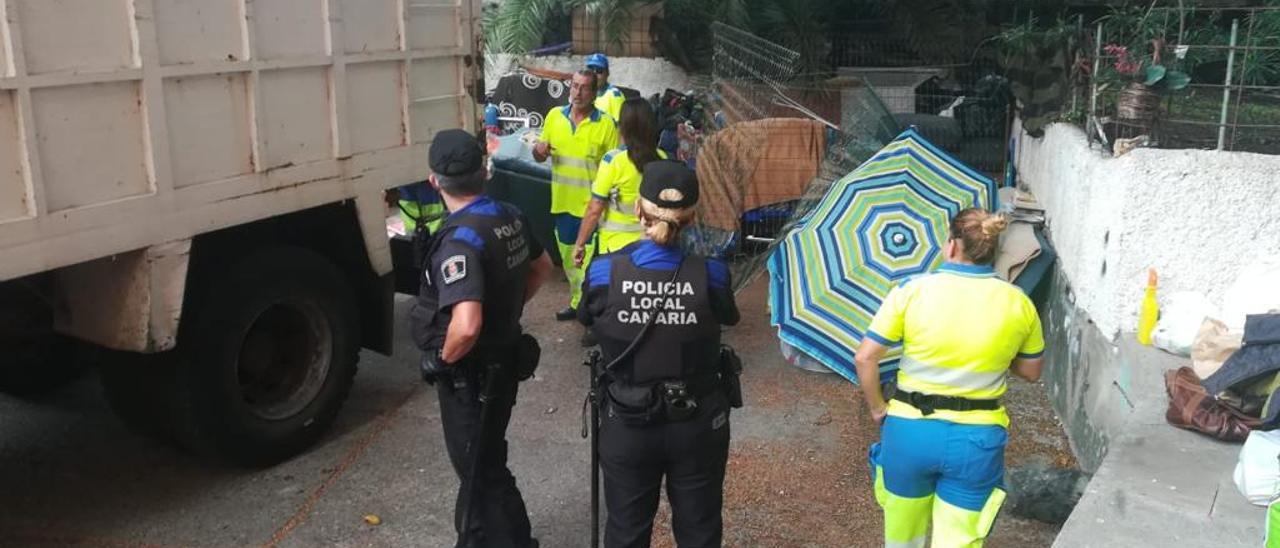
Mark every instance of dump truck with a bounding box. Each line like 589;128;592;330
0;0;482;465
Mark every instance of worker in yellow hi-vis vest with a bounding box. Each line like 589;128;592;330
533;70;619;346
586;53;626;122
854;208;1046;548
572;98;666;261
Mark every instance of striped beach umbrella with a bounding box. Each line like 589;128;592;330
767;128;997;384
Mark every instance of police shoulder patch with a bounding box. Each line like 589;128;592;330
441;254;467;285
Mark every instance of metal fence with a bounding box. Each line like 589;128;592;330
1085;6;1280;154
826;26;1013;177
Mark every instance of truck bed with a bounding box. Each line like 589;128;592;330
0;0;478;281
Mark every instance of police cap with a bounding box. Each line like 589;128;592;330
429;129;484;176
639;160;699;209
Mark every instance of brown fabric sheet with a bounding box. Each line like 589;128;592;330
696;118;826;232
995;221;1042;282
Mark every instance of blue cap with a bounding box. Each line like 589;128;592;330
585;53;609;70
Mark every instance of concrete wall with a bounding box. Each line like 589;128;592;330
1016;122;1280;340
485;54;691;100
1040;265;1129;472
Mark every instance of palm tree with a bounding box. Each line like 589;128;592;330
485;0;658;55
483;0;835;75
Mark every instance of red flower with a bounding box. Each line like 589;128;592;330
1104;44;1140;76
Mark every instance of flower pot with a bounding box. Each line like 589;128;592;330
1116;82;1160;122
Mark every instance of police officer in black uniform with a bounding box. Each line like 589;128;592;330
410;129;552;548
579;160;741;548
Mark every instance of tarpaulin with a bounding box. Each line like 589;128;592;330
696;118;826;233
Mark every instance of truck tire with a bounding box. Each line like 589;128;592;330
0;333;89;398
173;246;360;466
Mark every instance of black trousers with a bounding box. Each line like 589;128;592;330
437;366;534;548
599;393;731;548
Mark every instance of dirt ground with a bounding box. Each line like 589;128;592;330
0;273;1077;547
675;277;1077;548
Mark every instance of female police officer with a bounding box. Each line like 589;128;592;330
854;208;1045;548
578;160;740;548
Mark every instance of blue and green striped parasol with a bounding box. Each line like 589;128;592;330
767;128;997;384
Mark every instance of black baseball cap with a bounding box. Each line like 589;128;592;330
640;160;699;209
429;129;484;176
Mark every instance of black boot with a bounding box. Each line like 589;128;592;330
554;307;576;321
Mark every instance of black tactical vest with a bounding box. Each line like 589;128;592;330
409;199;533;362
593;253;720;385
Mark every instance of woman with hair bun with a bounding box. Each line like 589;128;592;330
854;208;1046;548
578;160;741;547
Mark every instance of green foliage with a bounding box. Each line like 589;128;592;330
1094;5;1195;95
1099;4;1280;89
483;0;837;75
484;0;566;54
484;0;652;55
751;0;834;77
890;0;991;66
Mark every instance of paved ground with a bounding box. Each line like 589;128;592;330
1052;340;1264;548
0;276;1073;547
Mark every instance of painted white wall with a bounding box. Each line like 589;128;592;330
485;53;691;100
1016;122;1280;338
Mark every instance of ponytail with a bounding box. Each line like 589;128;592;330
637;195;695;246
949;208;1008;265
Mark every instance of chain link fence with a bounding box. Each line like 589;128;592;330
1084;6;1280;154
827;24;1013;176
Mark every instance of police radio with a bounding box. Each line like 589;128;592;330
661;381;697;421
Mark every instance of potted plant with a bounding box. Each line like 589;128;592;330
1102;38;1191;124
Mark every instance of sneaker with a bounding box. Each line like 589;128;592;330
554;307;577;321
580;328;598;347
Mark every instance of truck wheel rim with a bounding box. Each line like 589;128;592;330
236;299;333;421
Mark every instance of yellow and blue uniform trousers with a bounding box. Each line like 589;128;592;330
541;105;619;309
865;262;1046;547
870;418;1008;548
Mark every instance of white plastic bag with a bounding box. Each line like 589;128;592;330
1152;292;1216;357
1222;260;1280;333
1234;430;1280;507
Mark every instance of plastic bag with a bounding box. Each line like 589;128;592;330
1222;261;1280;333
1191;318;1243;380
1234;430;1280;506
1152;292;1216;357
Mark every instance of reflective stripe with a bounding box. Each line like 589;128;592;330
976;487;1007;538
609;198;634;216
552;173;593;189
553;155;598;172
600;219;643;233
931;490;1007;546
899;355;1008;393
885;539;926;548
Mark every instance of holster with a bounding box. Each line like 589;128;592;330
419;350;451;385
514;333;541;382
605;382;666;426
605;377;715;426
719;345;745;409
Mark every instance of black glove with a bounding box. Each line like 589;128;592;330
420;349;451;384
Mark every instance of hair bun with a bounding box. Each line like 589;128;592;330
980;213;1009;236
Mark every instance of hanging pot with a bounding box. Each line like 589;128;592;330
1116;82;1160;122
